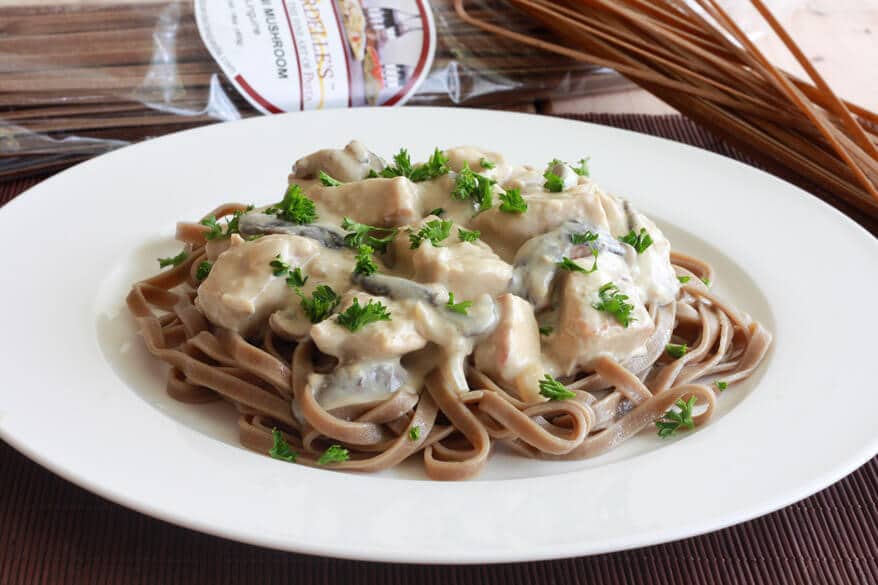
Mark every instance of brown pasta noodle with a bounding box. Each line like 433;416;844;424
128;197;771;480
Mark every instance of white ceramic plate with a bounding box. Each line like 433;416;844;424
1;108;876;564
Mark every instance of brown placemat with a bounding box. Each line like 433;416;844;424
1;114;876;585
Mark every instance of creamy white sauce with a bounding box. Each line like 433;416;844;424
197;142;681;409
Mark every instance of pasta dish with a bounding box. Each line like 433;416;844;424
127;142;771;479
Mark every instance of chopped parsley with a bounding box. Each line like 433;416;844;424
593;282;636;327
196;261;212;280
318;170;344;187
701;277;711;287
457;227;480;242
264;184;317;224
573;157;590;177
619;228;653;254
558;252;598;274
317;444;350;465
157;250;188;268
715;380;728;391
354;244;378;276
225;205;254;236
498;188;528;214
341;217;398;253
336;297;392;332
677;275;691;284
570;230;599;245
666;343;688;358
428;207;445;217
538;374;576;400
409;219;452;249
268;428;297;463
286;267;308;288
479;157;495;169
543;159;565;192
451;162;494;211
380;148;414;178
200;215;223;240
296;285;340;323
408;426;421;441
269;254;290;276
381;147;450;182
446;292;472;315
539;326;553;336
655;396;697;438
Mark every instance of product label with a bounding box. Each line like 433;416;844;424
195;0;436;113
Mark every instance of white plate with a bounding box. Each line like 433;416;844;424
0;108;876;564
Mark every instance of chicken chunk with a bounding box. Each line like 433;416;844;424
474;294;544;401
304;176;419;227
444;146;504;173
292;140;383;182
197;234;320;336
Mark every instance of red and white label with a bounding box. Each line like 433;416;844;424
195;0;436;113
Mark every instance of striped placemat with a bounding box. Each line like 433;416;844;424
1;114;875;585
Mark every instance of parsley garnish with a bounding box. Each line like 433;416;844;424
336;298;392;332
265;184;317;224
286;267;308;288
269;428;297;462
341;217;398;253
620;228;653;254
573;157;590;177
408;426;420;441
543;159;565;192
354;244;378;276
479;157;495;169
499;188;528;214
317;444;350;465
428;207;445;217
409;148;450;182
677;275;691;284
457;227;480;242
539;326;553;336
655;396;697;438
196;261;212;280
297;285;340;323
225;205;254;236
157;250;188;268
200;215;223;240
409;219;452;249
319;170;344;187
666;343;688;358
270;254;290;276
381;148;414;178
366;169;379;178
715;380;728;391
451;162;494;210
593;282;636;327
701;277;711;287
570;231;599;245
446;292;472;315
558;253;598;274
538;374;576;400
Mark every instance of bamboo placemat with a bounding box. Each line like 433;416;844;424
0;114;875;585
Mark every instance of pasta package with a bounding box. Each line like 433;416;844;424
0;0;627;180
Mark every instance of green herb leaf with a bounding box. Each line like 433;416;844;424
655;396;697;438
336;297;392;332
543;171;564;192
268;184;317;224
366;169;379;178
157;250;188;268
715;380;728;391
677;275;691;284
428;207;445;217
408;426;420;441
499;187;528;214
317;444;350;465
539;326;553;336
666;343;688;358
457;227;480;242
479;157;495;169
225;205;254;237
200;215;224;240
446;292;472;315
319;170;344;187
701;277;711;287
573;157;590;177
593;282;636;327
354;244;378;276
619;228;654;254
409;219;453;249
286;267;308;288
409;147;450;182
557;251;598;274
381;148;414;179
196;261;212;280
297;285;340;323
270;254;290;276
570;230;599;245
538;374;576;400
451;162;494;211
268;428;297;462
341;217;398;253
